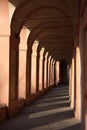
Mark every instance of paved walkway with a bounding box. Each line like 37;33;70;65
0;86;81;130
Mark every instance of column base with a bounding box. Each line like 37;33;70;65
25;86;53;106
25;94;36;105
25;88;50;106
8;98;24;117
35;91;42;99
0;105;7;121
41;88;48;95
75;111;81;120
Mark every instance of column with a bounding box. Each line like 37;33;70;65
48;56;51;87
56;61;60;85
39;48;45;91
69;65;72;98
42;54;45;90
31;41;39;93
52;60;55;85
44;52;49;88
10;31;20;101
18;28;28;99
26;45;32;96
46;55;49;88
70;57;75;109
50;58;54;85
50;58;53;85
75;47;81;120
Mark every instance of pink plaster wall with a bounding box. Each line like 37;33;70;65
0;0;10;105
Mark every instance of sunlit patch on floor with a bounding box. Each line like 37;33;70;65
28;107;72;119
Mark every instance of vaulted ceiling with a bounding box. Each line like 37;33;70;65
9;0;79;62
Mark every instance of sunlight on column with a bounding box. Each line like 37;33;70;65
44;52;49;88
75;47;81;120
18;28;30;98
0;1;10;105
31;40;39;94
56;61;60;85
48;56;52;86
50;58;54;85
71;58;75;109
52;60;55;85
69;65;72;98
39;47;45;91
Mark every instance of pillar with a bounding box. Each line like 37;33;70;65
50;58;54;86
18;28;28;99
31;41;39;93
26;46;32;96
56;61;60;85
10;31;20;101
39;48;45;91
48;56;51;87
70;57;75;109
52;60;55;85
69;65;72;98
42;53;45;90
46;55;49;88
44;52;49;88
36;50;40;92
50;58;53;85
75;47;81;120
8;30;24;116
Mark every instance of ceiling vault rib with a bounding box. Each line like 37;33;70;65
41;36;72;38
10;0;78;62
44;41;72;43
14;16;74;21
29;25;73;29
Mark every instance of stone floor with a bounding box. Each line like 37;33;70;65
0;85;81;130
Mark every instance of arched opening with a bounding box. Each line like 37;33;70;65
59;60;69;85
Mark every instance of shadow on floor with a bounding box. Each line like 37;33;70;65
0;86;81;130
